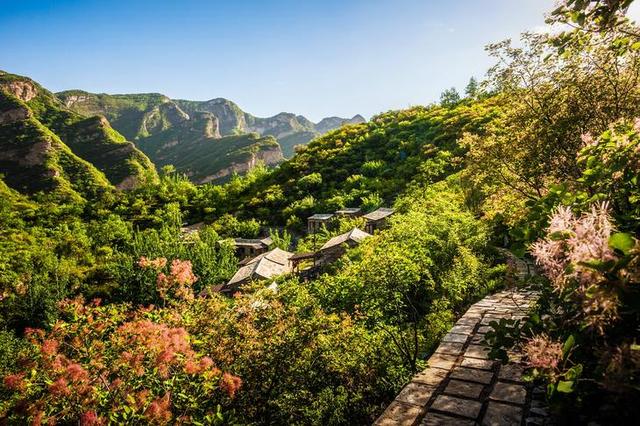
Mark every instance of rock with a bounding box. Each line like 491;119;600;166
0;106;30;125
0;80;38;102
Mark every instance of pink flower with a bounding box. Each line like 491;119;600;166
41;339;59;357
80;411;103;426
170;260;197;286
49;377;71;396
220;372;242;398
531;203;615;287
524;335;563;370
199;356;214;371
66;363;89;383
184;359;200;375
3;373;25;391
580;133;596;147
144;393;172;423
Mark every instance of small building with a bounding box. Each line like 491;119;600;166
233;236;273;260
307;213;334;233
335;207;362;217
363;207;394;234
318;228;371;264
222;248;294;294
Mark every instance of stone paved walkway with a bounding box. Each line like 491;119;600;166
374;287;548;426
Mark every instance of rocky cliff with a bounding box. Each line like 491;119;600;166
59;90;367;170
0;71;157;198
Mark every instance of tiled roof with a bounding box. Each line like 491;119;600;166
363;207;394;221
227;248;293;286
320;228;371;251
234;236;273;248
308;213;334;221
335;207;361;215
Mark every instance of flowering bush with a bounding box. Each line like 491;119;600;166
0;297;240;425
520;203;639;419
531;203;624;333
138;257;198;303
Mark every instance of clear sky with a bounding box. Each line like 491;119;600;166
1;0;638;121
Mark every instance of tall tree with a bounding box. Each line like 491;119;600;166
440;87;461;107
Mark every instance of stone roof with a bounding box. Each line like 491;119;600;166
227;248;293;286
320;228;371;251
233;236;273;249
363;207;394;221
308;213;334;221
290;252;317;261
335;207;361;215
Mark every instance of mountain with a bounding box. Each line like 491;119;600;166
315;115;366;134
136;123;282;184
203;99;501;227
59;91;366;160
0;71;157;199
174;98;365;157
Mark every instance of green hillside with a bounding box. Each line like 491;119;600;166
0;72;157;193
0;89;111;200
57;91;179;140
195;99;500;227
2;2;640;424
136;120;283;183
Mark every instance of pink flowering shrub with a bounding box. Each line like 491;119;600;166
524;200;639;407
524;334;563;371
0;297;240;425
531;203;635;333
138;257;198;303
531;203;622;332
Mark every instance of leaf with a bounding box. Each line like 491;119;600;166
562;335;575;359
609;232;635;254
565;364;583;380
557;380;575;393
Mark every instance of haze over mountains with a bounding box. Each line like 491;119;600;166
0;70;364;197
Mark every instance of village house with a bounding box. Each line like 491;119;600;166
318;228;371;264
219;247;294;294
232;236;273;260
363;207;394;233
334;207;362;217
307;213;334;233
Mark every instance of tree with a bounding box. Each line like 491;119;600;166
440;87;461;107
465;77;480;99
464;28;640;220
548;0;640;53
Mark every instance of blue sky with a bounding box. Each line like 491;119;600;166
1;0;636;121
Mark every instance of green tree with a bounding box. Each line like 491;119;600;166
440;87;461;107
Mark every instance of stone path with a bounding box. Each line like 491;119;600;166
375;287;549;426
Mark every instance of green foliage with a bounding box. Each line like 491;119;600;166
0;73;157;193
310;179;499;372
268;228;292;250
196;100;498;228
440;87;461;107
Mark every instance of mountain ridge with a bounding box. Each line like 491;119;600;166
58;90;366;158
0;71;157;199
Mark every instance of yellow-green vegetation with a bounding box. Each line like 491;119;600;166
1;1;640;424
